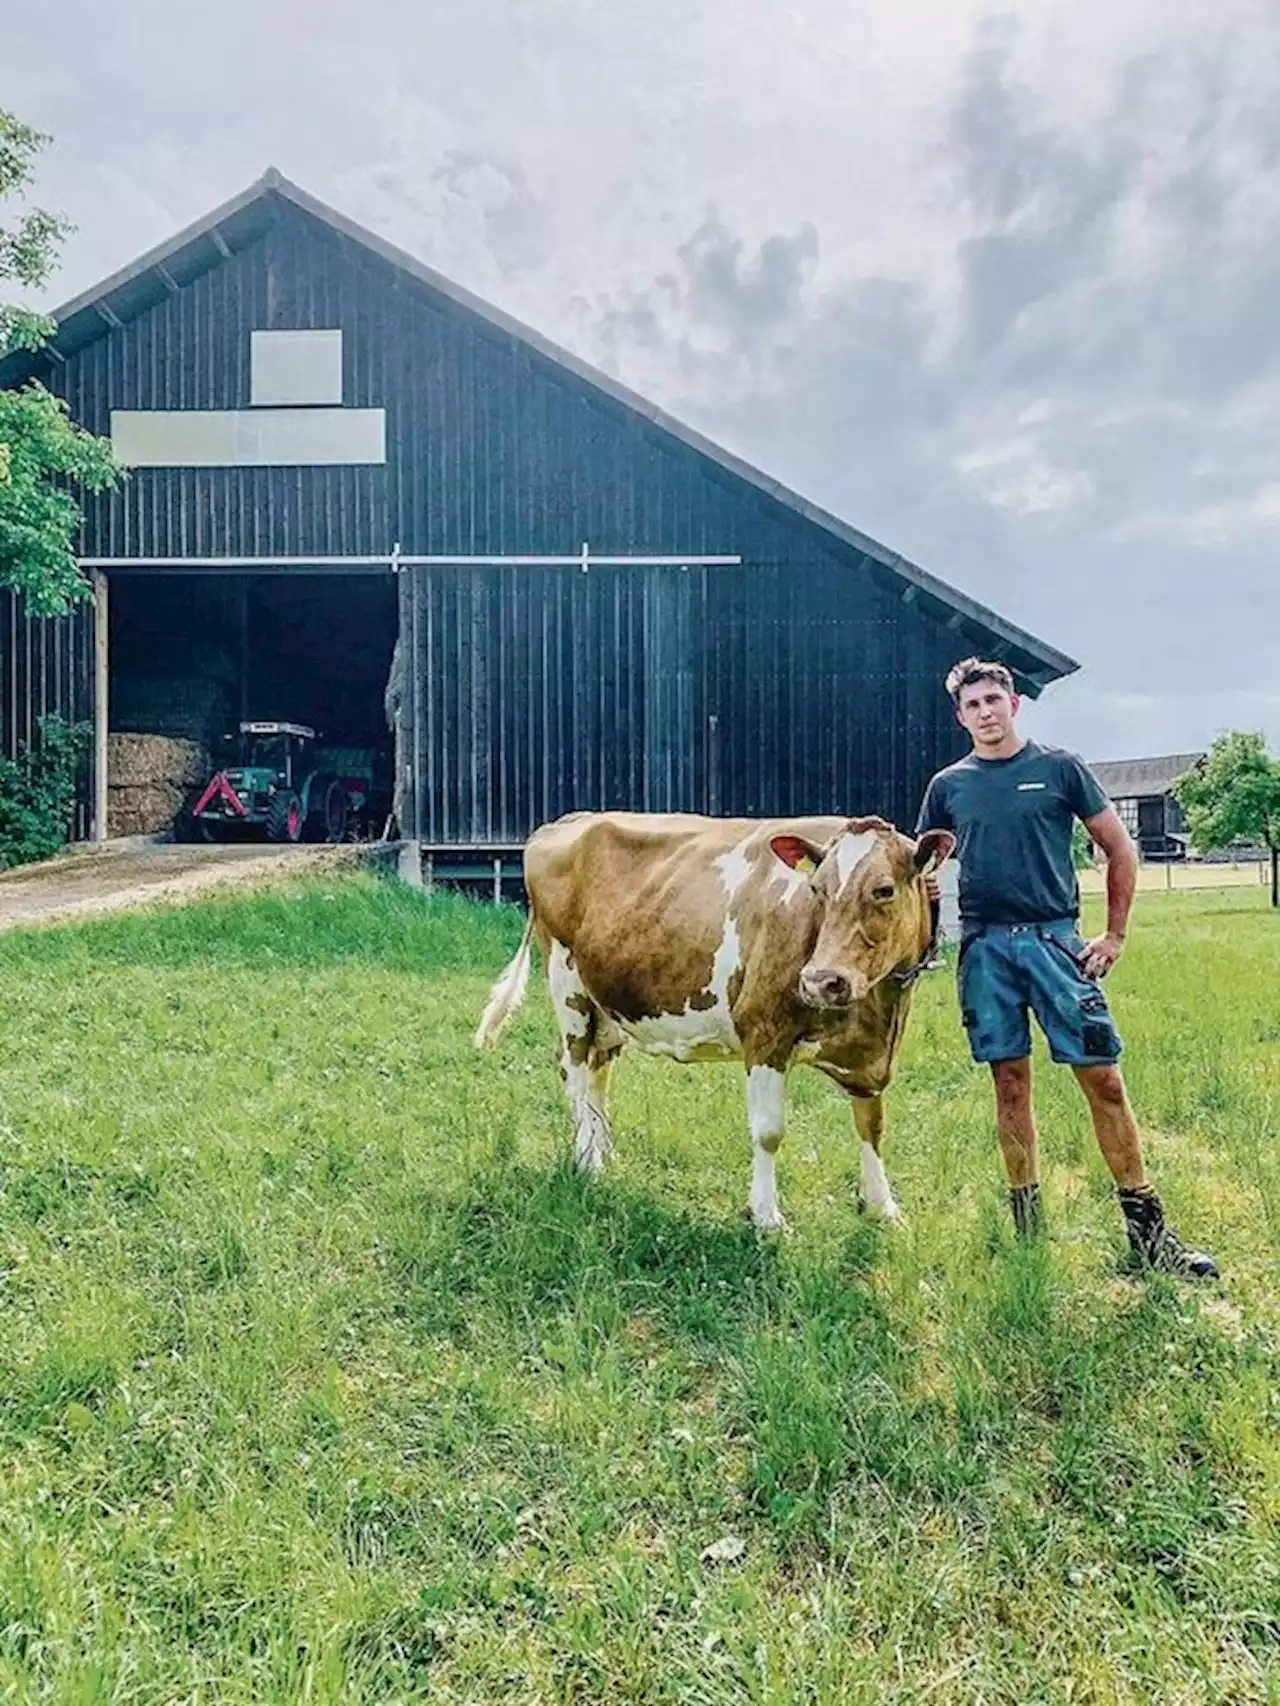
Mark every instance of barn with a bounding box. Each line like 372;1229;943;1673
1090;753;1203;861
0;168;1077;882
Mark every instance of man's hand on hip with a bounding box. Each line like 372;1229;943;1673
1081;932;1124;980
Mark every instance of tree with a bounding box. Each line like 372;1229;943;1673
1173;731;1280;909
1;110;120;616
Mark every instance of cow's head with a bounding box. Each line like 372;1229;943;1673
770;817;956;1008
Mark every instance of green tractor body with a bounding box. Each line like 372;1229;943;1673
179;722;384;844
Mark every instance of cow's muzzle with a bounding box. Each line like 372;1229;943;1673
799;967;867;1008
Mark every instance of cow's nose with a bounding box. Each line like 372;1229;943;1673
801;967;853;1007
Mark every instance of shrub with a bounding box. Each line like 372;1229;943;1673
0;715;90;868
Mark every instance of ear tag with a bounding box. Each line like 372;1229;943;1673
796;855;817;875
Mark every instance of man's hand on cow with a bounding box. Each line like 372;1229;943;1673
1080;932;1124;981
924;874;941;902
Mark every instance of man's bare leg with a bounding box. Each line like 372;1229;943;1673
991;1057;1044;1236
1073;1064;1144;1188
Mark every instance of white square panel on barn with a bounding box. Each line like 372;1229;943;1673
249;328;343;406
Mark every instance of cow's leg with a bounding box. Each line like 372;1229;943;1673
574;1036;624;1175
852;1093;901;1222
548;940;616;1175
746;1063;788;1231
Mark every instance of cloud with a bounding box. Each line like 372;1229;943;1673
1113;482;1280;549
952;437;1094;516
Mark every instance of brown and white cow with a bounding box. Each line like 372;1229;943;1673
473;811;955;1229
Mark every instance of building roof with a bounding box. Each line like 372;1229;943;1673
1090;753;1205;799
1;168;1079;696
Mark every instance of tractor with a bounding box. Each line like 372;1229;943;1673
177;721;385;844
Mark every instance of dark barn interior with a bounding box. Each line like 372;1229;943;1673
110;571;397;747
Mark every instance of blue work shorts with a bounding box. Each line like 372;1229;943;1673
957;919;1123;1068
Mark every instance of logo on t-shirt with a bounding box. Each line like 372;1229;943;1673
1017;782;1047;791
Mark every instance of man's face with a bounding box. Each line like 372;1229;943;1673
956;676;1021;747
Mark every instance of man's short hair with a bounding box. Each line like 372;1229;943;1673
945;657;1016;706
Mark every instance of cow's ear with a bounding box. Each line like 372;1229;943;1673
914;829;956;875
771;834;824;875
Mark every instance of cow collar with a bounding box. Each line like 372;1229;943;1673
888;887;944;988
887;929;943;988
888;952;937;989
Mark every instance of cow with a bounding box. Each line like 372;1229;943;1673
473;811;955;1230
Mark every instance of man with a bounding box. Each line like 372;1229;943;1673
915;657;1217;1279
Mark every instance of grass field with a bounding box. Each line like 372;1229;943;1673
0;875;1276;1704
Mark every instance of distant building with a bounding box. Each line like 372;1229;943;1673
1090;752;1205;860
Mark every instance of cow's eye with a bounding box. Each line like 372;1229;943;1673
872;882;895;902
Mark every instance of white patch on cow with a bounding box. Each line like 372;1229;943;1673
714;837;754;901
767;860;810;904
860;1141;900;1222
835;830;879;894
548;940;587;1037
548;939;613;1175
621;916;742;1062
747;1065;787;1230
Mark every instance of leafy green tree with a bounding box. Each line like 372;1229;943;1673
1;109;120;615
1174;731;1280;909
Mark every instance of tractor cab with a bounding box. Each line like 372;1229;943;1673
219;721;316;791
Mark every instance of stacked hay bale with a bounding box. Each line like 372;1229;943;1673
107;734;209;838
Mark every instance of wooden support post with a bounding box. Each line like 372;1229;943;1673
493;856;502;905
397;839;423;888
93;569;109;843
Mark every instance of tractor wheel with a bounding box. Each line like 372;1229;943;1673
175;808;220;843
266;790;303;844
304;777;348;843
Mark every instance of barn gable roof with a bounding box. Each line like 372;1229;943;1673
1090;753;1205;799
1;167;1078;695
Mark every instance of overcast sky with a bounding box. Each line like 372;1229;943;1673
9;0;1280;760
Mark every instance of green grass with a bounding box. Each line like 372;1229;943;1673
0;874;1276;1704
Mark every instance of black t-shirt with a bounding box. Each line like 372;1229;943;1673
915;740;1109;925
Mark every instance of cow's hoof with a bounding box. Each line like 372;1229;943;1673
748;1205;787;1234
858;1196;904;1227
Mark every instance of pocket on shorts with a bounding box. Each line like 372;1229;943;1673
1078;988;1120;1059
1042;929;1086;973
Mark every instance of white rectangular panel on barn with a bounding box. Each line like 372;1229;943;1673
110;407;386;466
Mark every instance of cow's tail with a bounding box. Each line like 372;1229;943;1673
473;912;537;1049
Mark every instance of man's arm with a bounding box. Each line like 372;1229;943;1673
1081;804;1137;979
